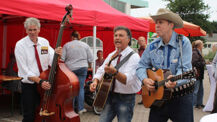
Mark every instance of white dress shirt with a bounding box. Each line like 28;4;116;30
93;46;141;94
15;36;54;84
212;52;217;81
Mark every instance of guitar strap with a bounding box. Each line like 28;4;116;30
111;51;134;92
177;34;184;74
114;51;135;70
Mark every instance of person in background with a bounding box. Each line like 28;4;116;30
137;36;146;57
137;36;146;105
61;31;93;114
95;50;104;71
212;52;217;113
90;26;141;122
15;17;62;122
192;40;206;109
136;8;193;122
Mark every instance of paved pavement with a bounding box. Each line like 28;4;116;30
0;70;212;122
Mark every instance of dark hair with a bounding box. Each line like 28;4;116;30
114;26;132;46
97;50;103;54
71;31;80;40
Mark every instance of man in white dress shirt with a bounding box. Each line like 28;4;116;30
14;17;62;122
90;26;141;122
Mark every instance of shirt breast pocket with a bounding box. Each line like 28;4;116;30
170;58;178;73
150;55;163;68
40;53;49;66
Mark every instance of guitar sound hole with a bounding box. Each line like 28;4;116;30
104;73;112;80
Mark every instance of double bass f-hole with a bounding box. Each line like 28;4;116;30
56;104;66;121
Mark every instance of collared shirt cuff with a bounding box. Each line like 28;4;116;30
175;79;189;87
138;73;147;83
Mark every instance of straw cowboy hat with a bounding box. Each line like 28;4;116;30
150;8;183;28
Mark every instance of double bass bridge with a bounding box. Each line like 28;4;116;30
39;109;55;117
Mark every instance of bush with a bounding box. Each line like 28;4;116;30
204;50;217;62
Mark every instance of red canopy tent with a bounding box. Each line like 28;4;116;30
0;0;148;30
0;0;149;70
139;17;206;37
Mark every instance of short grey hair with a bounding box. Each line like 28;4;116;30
24;17;41;29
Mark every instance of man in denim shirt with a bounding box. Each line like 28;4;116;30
136;8;193;122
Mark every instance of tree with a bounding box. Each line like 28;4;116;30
211;21;217;33
163;0;214;42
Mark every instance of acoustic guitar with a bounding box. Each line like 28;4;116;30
142;69;195;108
93;52;119;108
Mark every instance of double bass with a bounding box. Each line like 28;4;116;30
35;4;80;122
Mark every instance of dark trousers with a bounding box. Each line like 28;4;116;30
212;83;217;113
149;93;194;122
21;83;40;122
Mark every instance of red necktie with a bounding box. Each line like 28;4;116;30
34;45;43;73
112;54;122;92
117;54;121;64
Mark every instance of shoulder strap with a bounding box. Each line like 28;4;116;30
115;51;135;70
177;34;184;74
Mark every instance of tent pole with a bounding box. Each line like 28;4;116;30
2;21;7;71
92;26;97;76
147;32;149;45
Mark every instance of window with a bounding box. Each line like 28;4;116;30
80;36;103;57
204;44;207;48
131;38;139;52
208;44;211;48
104;0;126;13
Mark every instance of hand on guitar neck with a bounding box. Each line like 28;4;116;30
143;73;177;92
164;75;177;88
90;49;123;93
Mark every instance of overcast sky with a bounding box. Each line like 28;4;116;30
131;0;217;21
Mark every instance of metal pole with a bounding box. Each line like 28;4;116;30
2;21;7;70
92;26;97;76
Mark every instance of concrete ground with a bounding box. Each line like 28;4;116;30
0;70;212;122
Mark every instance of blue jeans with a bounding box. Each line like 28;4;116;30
149;93;194;122
72;67;88;112
193;79;204;106
99;92;135;122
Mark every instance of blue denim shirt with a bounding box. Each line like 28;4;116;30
136;31;192;87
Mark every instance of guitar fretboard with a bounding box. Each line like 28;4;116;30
157;71;193;87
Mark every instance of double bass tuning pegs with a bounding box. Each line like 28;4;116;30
65;4;73;20
65;4;73;13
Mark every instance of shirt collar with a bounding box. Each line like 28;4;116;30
26;36;42;47
157;31;178;49
117;46;131;57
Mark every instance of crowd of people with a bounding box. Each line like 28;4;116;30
8;7;217;122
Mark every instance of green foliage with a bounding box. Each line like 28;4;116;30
163;0;216;37
204;50;217;62
211;21;217;33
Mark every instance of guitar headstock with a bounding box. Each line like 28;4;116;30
170;69;195;81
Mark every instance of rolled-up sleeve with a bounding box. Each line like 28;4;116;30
136;46;152;82
124;54;140;85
